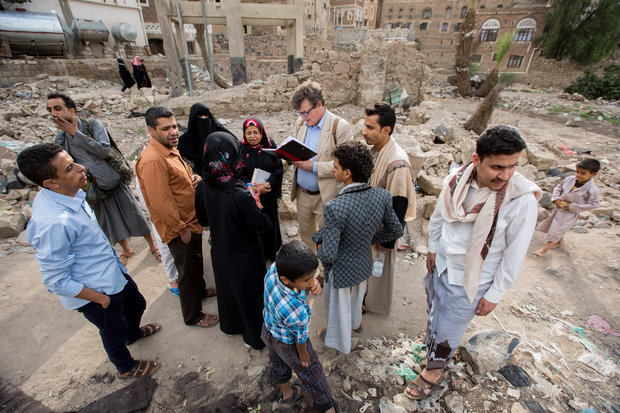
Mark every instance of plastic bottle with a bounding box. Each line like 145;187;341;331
372;250;384;277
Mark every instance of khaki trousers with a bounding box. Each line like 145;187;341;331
296;188;324;252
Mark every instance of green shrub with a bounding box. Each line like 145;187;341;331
499;72;517;86
564;64;620;100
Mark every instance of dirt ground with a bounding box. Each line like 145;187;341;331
0;84;618;412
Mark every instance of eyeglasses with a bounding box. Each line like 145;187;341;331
295;104;316;117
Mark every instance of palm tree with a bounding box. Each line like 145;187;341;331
455;0;477;97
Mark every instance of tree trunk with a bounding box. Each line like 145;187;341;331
464;84;504;135
194;24;231;89
455;6;477;97
475;67;499;98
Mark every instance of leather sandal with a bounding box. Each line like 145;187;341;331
118;360;159;379
193;313;219;328
404;372;442;400
150;248;162;261
127;323;161;345
279;383;306;411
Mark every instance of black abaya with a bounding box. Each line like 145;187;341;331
195;132;272;349
240;136;283;262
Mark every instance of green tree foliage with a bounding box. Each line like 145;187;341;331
475;30;515;97
564;64;620;100
537;0;620;64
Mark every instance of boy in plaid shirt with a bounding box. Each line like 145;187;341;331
261;240;337;412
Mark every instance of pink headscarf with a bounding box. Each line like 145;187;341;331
132;56;141;66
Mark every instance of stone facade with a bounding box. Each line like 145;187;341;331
371;1;549;70
332;0;365;29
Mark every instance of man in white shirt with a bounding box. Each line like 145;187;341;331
404;126;541;400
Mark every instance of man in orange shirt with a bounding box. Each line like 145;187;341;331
136;106;218;328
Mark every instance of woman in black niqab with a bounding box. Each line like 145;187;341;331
117;58;135;92
178;103;235;175
194;131;271;349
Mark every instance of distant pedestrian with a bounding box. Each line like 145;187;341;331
132;56;145;90
140;59;152;89
117;58;135;92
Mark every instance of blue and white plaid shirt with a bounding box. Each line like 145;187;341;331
263;263;311;344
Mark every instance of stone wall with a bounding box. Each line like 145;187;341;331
0;56;288;86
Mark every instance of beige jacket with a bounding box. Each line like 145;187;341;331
290;109;353;205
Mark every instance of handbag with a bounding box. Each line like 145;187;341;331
83;171;111;203
81;118;134;185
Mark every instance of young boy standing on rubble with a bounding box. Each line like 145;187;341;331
535;158;600;256
261;240;338;412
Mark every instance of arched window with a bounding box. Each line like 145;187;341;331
460;6;467;18
445;7;451;19
422;8;432;19
480;18;500;42
514;18;536;42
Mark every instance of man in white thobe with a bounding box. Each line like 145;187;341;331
404;126;541;400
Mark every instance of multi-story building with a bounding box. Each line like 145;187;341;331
371;0;549;71
332;0;365;29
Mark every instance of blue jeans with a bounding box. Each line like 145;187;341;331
77;274;146;373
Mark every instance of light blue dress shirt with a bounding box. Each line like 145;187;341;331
27;188;127;310
296;110;327;192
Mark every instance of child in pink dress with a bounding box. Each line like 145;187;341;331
535;158;600;256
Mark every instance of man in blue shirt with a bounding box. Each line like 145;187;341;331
17;143;160;379
290;81;353;252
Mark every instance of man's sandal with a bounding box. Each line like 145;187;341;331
193;313;219;328
150;248;162;261
127;323;161;345
404;373;442;400
118;360;159;379
280;383;306;411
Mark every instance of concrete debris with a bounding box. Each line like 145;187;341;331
461;331;520;375
416;174;443;197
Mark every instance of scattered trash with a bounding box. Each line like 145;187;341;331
559;145;575;155
498;365;531;387
587;315;620;336
577;353;617;377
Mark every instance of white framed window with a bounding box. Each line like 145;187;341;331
507;55;523;67
514;18;536;42
480;19;500;42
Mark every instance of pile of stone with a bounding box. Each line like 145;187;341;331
334;330;561;413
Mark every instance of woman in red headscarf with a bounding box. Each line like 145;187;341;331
240;117;283;262
132;56;145;89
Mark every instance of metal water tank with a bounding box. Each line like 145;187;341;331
0;10;68;56
111;23;137;43
72;19;109;43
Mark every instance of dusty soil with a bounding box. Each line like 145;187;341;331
0;80;618;412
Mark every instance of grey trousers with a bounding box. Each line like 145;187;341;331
424;269;492;370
